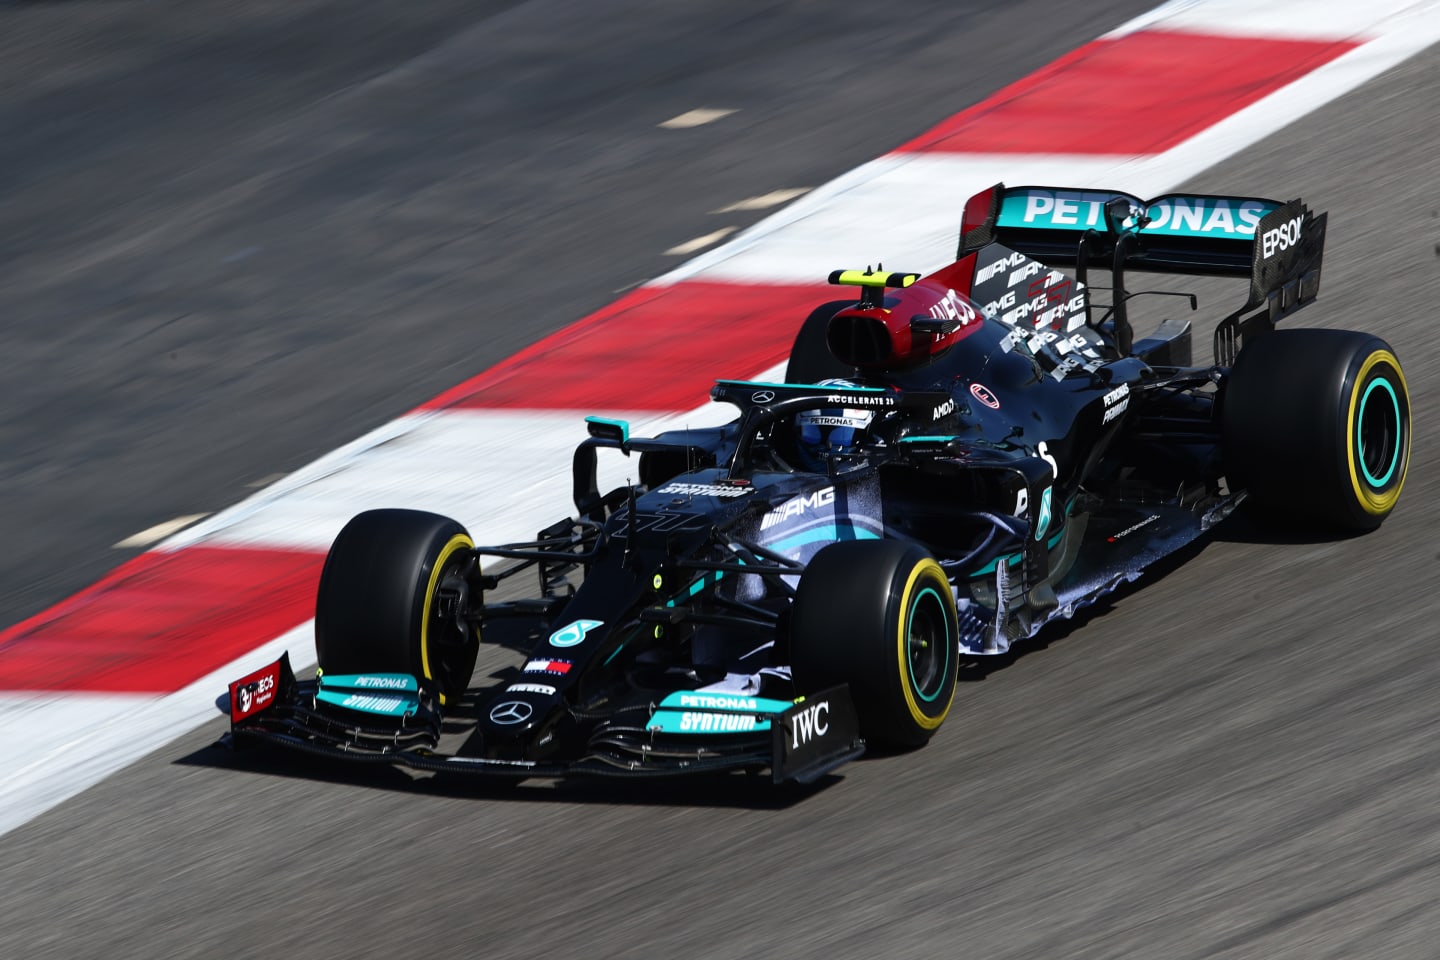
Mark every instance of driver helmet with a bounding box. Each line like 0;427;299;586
795;379;875;471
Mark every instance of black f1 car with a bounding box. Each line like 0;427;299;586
227;183;1411;784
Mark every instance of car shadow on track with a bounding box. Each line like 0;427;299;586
950;507;1368;686
1204;506;1375;546
173;739;840;810
950;526;1223;684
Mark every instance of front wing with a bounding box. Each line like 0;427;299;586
224;654;864;785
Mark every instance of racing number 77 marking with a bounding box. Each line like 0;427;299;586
1012;441;1058;539
1035;442;1057;539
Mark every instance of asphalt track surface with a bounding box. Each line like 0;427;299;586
2;3;1439;959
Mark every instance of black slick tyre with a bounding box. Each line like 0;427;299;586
1222;328;1410;531
314;509;480;704
785;300;855;384
790;540;959;749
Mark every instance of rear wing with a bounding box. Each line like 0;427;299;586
958;184;1326;364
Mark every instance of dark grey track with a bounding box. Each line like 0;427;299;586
2;3;1438;959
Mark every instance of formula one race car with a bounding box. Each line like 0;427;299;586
226;183;1411;784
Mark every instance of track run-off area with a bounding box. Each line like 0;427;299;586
3;1;1440;957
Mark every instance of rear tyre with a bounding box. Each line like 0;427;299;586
314;509;480;704
1223;329;1410;531
785;300;855;384
790;540;959;749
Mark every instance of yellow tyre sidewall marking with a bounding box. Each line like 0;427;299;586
420;533;476;706
1346;350;1410;516
895;557;957;731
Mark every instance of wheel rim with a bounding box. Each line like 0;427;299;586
905;586;951;704
420;533;477;703
1357;377;1401;488
1346;350;1410;516
431;565;474;648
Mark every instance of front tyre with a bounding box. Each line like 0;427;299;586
790;540;959;749
1223;329;1410;531
314;509;481;704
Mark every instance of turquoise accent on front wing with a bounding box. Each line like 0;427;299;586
1358;377;1402;487
655;690;793;711
966;528;1066;578
646;691;794;735
318;672;419;694
647;711;770;734
315;688;418;718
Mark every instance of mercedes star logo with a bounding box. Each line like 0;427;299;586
751;390;776;404
489;700;534;725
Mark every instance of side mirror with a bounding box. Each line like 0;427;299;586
585;416;631;451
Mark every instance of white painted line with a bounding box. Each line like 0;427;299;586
659;108;737;129
112;514;211;549
245;473;288;489
611;277;649;294
1106;0;1429;40
714;188;812;213
663;226;737;256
